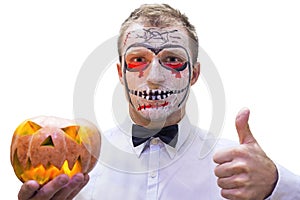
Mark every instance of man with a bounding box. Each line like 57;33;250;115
18;3;300;200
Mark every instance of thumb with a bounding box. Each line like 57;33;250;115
235;108;256;144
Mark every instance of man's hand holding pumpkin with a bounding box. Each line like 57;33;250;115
18;173;89;200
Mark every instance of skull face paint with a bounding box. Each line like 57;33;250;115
121;25;193;122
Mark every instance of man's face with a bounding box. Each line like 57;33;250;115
119;24;195;122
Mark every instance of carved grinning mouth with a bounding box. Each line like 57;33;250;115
128;87;188;101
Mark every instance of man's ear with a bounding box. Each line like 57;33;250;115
191;62;200;86
117;63;124;85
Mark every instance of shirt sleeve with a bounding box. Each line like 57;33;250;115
266;163;300;199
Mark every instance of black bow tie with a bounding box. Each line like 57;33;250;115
132;124;178;147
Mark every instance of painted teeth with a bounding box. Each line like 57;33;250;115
129;88;186;100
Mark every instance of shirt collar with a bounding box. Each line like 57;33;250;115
130;115;192;159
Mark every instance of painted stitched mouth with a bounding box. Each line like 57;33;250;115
137;101;169;111
128;87;188;101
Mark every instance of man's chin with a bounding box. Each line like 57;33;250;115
139;108;171;123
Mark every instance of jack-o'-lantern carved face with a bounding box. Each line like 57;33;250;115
10;116;101;185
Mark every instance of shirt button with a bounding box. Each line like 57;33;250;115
150;171;157;178
151;138;159;145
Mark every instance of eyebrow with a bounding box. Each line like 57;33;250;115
125;43;163;55
125;43;187;55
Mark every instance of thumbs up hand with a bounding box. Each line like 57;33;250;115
213;108;278;200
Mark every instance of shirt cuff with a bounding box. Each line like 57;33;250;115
267;163;300;199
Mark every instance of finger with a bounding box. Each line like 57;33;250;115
221;188;247;200
215;159;249;178
236;108;256;144
217;174;248;189
66;174;90;200
213;148;234;164
30;174;69;200
214;162;235;178
18;180;40;200
51;173;85;200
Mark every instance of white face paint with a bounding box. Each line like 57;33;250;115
121;24;193;122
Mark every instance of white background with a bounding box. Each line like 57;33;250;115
1;0;299;198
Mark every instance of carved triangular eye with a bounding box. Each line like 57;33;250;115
15;120;42;136
41;136;54;147
62;126;80;140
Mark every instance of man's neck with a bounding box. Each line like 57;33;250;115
129;107;185;129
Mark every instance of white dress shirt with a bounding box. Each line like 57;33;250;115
75;116;300;200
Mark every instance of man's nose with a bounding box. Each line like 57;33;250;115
146;58;165;87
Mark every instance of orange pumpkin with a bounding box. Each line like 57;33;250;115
10;116;101;185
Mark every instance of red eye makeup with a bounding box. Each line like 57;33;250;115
124;46;189;73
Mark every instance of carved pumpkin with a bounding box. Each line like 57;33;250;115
10;116;101;185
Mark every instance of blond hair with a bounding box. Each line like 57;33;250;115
118;4;199;64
